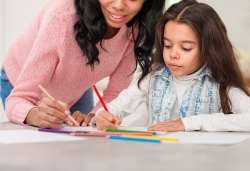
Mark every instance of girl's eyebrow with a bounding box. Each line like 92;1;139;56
163;37;170;41
163;37;197;44
181;40;197;44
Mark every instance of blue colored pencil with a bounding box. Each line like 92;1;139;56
109;135;161;143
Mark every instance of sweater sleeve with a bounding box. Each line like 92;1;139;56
6;14;64;124
92;42;136;112
182;87;250;132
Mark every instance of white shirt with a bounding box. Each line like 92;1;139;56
97;69;250;132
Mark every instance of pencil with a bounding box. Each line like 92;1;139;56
122;135;178;142
105;128;156;135
109;135;178;143
109;135;161;143
93;85;110;112
38;84;79;126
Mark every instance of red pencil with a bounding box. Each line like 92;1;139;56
93;85;110;112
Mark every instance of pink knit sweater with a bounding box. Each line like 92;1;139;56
3;0;135;124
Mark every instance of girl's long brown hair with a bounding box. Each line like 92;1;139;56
154;0;250;113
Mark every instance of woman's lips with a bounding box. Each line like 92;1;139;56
106;10;127;23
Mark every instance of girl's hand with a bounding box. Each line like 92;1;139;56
148;119;185;132
25;96;70;128
95;111;122;130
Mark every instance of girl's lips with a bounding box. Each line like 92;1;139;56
168;64;182;68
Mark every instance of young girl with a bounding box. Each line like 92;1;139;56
0;0;165;128
94;0;250;132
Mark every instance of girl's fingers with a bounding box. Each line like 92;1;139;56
100;111;116;122
96;115;117;130
114;116;122;126
148;127;165;132
148;124;166;131
148;120;185;132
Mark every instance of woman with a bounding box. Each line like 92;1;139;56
0;0;165;128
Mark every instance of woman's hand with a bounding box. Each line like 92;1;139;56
25;96;72;128
95;111;122;130
148;119;185;132
72;111;97;126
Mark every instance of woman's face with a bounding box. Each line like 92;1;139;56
163;20;202;77
99;0;144;28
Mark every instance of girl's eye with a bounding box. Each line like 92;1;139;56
182;47;192;51
128;0;139;2
164;45;171;49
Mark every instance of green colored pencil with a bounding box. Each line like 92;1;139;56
105;128;156;135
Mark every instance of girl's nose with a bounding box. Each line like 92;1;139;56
170;47;180;60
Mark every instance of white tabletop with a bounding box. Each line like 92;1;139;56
0;122;250;171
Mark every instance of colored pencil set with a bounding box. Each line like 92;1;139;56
38;85;178;143
39;127;178;143
105;128;178;143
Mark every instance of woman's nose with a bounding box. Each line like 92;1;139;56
111;0;125;11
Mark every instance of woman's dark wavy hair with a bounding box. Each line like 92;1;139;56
154;0;250;114
74;0;165;83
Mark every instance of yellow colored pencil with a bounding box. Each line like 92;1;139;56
120;135;178;142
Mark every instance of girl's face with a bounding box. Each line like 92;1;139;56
163;21;203;77
99;0;144;28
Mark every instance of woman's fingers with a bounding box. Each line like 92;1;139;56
26;107;63;128
39;103;67;121
38;96;77;127
81;113;94;126
40;96;67;112
72;111;87;125
38;97;68;121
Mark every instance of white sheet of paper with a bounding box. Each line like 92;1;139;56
0;130;85;144
59;126;99;132
57;127;250;145
163;132;250;145
60;126;147;132
115;127;250;145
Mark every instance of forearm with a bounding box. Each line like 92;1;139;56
182;113;250;132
